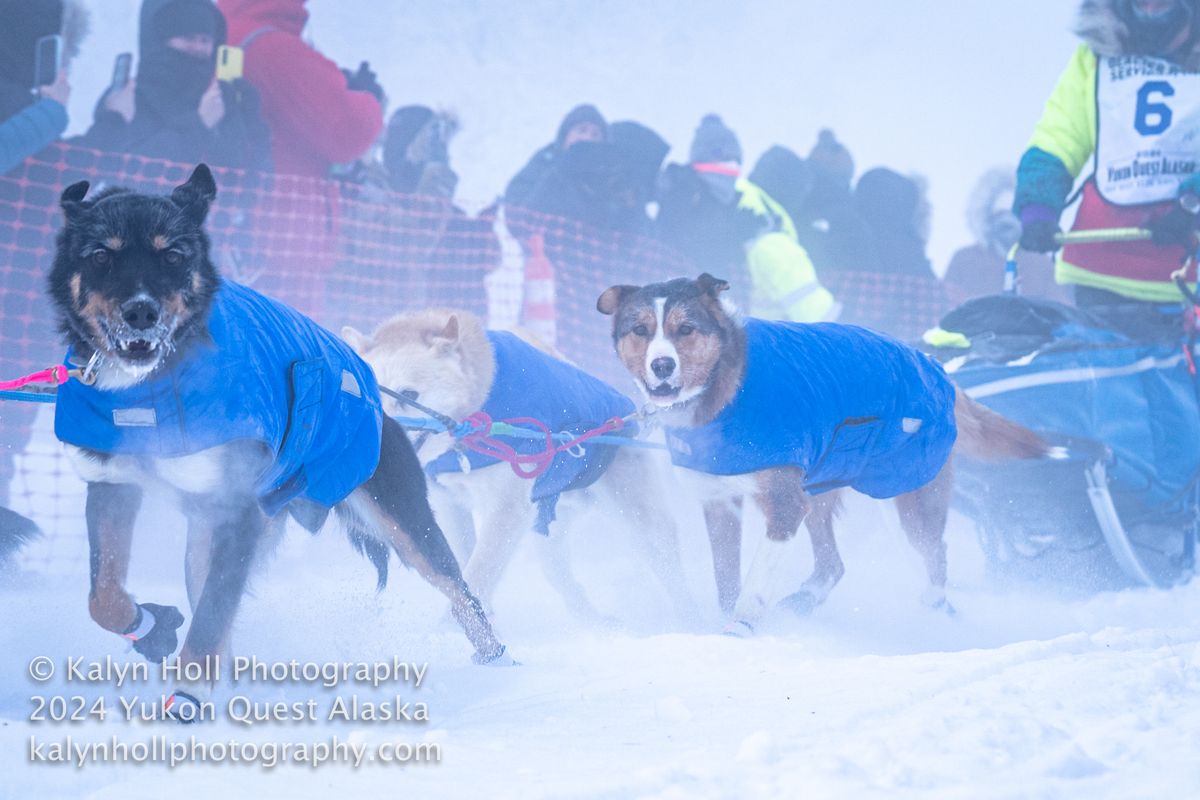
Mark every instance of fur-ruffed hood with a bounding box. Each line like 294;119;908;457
966;167;1015;244
1076;0;1200;67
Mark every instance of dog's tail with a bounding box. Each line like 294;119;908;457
334;503;390;591
0;506;41;570
953;388;1051;462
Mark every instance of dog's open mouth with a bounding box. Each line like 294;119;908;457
647;382;681;402
119;337;159;357
115;335;162;362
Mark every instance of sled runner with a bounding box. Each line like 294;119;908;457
929;292;1199;589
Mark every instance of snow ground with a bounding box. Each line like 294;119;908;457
2;460;1198;800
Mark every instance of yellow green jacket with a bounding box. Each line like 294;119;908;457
735;177;840;322
1018;45;1196;302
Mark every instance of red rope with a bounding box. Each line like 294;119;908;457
456;412;628;480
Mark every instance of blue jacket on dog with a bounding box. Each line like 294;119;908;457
54;280;383;516
425;331;635;533
665;319;957;498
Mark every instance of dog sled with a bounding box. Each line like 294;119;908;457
927;229;1199;590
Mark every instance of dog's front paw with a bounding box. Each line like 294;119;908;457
721;619;755;638
921;588;957;617
473;645;520;667
778;590;820;617
163;691;205;724
126;603;185;661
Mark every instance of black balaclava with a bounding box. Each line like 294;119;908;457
1120;0;1196;57
554;104;608;151
0;0;63;121
135;0;225;120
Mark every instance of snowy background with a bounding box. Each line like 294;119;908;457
6;1;1199;799
64;0;1080;270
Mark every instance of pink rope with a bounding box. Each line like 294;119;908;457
0;365;69;392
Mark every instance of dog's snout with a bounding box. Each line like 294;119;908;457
651;356;676;379
121;299;160;331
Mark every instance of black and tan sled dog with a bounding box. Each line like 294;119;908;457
48;165;510;714
598;274;1053;631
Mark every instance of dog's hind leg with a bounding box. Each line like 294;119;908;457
892;460;955;614
779;491;845;617
85;482;143;635
703;497;743;616
359;417;507;663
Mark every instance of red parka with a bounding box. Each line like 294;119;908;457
218;0;382;178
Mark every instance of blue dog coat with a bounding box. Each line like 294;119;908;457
55;280;383;515
425;331;635;533
665;319;957;498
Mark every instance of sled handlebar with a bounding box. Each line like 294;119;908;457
1054;227;1153;246
1004;228;1155;294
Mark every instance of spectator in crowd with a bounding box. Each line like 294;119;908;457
329;104;499;328
853;167;937;280
219;0;384;178
801;129;876;274
748;144;823;264
0;0;87;511
0;0;87;174
656;114;838;322
382;104;499;318
382;104;460;197
505;103;609;209
943;167;1070;306
76;0;270;170
605;119;671;234
518;119;669;234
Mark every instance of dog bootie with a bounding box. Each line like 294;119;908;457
722;619;755;638
164;691;204;724
124;603;185;661
473;645;519;667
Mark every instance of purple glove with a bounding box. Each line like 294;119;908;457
1019;204;1062;253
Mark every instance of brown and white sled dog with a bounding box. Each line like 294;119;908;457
597;274;1052;631
343;310;698;624
49;166;509;717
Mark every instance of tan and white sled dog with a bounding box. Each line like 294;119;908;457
597;274;1054;632
343;310;698;624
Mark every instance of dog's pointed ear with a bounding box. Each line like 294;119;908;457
171;164;217;224
696;273;730;299
341;325;367;352
597;285;638;315
433;314;459;343
60;181;91;222
425;314;460;353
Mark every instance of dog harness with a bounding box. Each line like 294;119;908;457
54;280;383;515
425;331;635;533
664;318;957;498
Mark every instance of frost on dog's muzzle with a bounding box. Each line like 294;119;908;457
95;313;177;374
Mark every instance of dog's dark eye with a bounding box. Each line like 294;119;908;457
677;324;695;337
163;250;183;266
91;249;110;266
632;324;650;337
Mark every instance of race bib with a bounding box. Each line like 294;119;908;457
1096;56;1200;206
